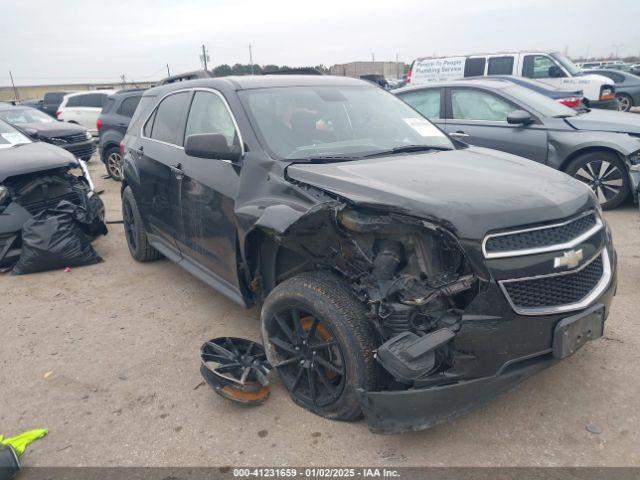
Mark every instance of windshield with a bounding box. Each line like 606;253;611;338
239;85;454;160
0;108;56;125
0;119;31;148
504;84;577;117
551;53;582;76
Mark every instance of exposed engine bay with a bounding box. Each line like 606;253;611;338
253;202;479;388
0;163;106;270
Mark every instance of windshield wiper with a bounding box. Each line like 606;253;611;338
364;144;451;157
295;155;363;163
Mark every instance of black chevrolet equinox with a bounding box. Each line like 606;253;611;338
121;75;617;434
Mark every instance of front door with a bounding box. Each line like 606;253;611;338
135;90;192;251
444;87;549;163
179;89;243;288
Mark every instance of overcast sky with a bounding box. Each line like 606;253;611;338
1;0;639;87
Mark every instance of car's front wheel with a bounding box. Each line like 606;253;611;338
122;186;162;262
261;271;382;421
616;93;633;112
104;146;123;181
565;151;630;210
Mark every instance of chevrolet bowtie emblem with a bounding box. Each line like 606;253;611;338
554;249;584;269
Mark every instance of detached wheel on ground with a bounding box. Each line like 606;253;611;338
616;93;633;112
122;186;162;262
565;151;630;210
261;270;382;421
104;146;123;181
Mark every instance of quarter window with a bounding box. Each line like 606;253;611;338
149;92;190;145
464;58;486;77
81;93;107;108
451;89;516;121
118;96;142;117
185;91;238;146
398;89;442;119
488;57;514;75
66;96;82;107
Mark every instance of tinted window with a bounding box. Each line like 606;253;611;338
143;109;156;137
117;96;142;117
66;95;82;107
44;92;65;104
451;88;516;121
82;93;107;108
398;89;442;119
150;92;190;145
102;97;116;114
185;91;238;146
464;58;486;77
488;57;514;75
523;55;563;79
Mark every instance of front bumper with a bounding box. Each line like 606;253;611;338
587;98;618;110
359;246;617;434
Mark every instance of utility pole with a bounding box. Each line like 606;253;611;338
9;71;19;102
166;64;171;76
120;74;126;89
395;53;399;79
371;52;375;62
200;44;210;71
249;44;254;74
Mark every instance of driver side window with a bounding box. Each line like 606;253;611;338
451;89;516;122
185;91;238;147
523;55;564;79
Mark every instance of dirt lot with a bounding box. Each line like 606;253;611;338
1;156;639;467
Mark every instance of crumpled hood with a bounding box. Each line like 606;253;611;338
564;109;640;135
20;121;87;138
287;147;595;240
0;142;78;182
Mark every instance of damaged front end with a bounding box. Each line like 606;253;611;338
0;161;105;269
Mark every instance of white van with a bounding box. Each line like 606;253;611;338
408;52;617;109
57;90;118;136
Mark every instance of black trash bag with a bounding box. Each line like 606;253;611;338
11;201;103;275
75;194;108;238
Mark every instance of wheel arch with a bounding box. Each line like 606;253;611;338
560;145;628;172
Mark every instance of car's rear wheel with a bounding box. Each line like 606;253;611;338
616;93;633;112
565;151;630;210
122;186;161;262
104;146;123;181
261;271;381;421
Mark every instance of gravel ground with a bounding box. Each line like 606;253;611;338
1;156;639;467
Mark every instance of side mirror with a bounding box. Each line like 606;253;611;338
549;65;565;78
184;133;241;161
507;110;534;126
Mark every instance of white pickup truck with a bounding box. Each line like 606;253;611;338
408;51;617;110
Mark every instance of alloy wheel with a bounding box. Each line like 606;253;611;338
616;95;631;112
122;199;138;251
267;307;345;407
573;159;624;205
107;152;123;180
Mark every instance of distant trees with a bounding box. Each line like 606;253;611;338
210;63;329;76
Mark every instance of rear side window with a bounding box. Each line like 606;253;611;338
117;96;142;117
82;93;107;108
451;88;516;121
184;91;238;146
398;89;442;119
66;95;82;107
488;57;514;75
149;92;190;145
464;58;486;77
44;92;65;104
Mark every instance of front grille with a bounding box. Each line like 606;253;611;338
50;133;89;144
501;253;604;312
484;212;600;258
64;142;96;158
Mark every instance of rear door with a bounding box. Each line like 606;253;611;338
178;89;243;288
135;90;192;252
443;87;549;162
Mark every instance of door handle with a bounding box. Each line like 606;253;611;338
450;131;470;139
133;145;144;155
170;163;184;181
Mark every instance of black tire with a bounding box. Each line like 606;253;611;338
261;270;382;421
565;151;630;210
104;146;123;181
616;93;633;112
122;186;162;262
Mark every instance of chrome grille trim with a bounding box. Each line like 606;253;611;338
482;211;603;259
498;248;612;316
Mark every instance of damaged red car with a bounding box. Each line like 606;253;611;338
120;76;616;433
